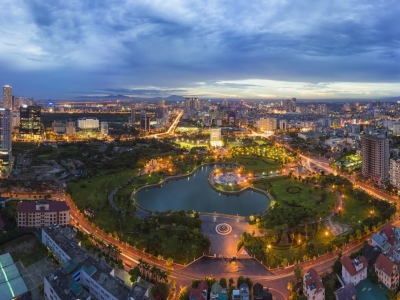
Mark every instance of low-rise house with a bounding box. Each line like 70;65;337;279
190;281;208;300
239;283;250;300
210;282;227;300
303;268;325;300
341;256;367;286
375;254;400;290
253;283;273;300
334;282;357;300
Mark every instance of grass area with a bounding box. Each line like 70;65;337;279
68;169;135;210
227;157;281;173
0;234;48;267
257;177;336;212
332;194;377;224
178;142;209;149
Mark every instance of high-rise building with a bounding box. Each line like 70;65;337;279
2;85;12;110
20;105;42;138
0;108;12;151
316;104;327;115
279;119;287;130
210;128;223;147
390;157;400;191
100;122;108;136
361;132;389;186
258;118;277;132
185;98;199;110
140;110;150;131
0;108;12;171
155;100;166;119
65;119;76;135
285;98;296;113
14;96;23;111
129;107;136;125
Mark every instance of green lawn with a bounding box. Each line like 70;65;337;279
68;169;135;210
257;177;336;212
227;157;281;173
0;234;48;267
332;194;376;224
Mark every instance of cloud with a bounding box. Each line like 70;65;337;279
0;0;399;99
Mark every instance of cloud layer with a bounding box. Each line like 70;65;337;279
0;0;399;99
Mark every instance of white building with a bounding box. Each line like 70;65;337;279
101;122;109;136
66;120;76;135
341;256;367;286
303;268;325;300
18;200;70;228
210;128;223;147
77;117;99;130
279;119;287;130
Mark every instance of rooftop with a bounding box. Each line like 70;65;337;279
18;200;70;213
0;253;29;300
43;226;131;299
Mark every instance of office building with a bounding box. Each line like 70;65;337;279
129;107;136;124
77;117;99;130
17;200;70;228
14;96;23;111
361;132;389;186
285;98;296;113
185;97;200;110
279;119;287;130
2;85;12;110
156;100;166;119
20;105;42;138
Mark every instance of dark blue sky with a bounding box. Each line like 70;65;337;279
1;0;399;99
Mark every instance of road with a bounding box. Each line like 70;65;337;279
148;110;183;139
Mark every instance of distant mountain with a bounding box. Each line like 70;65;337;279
74;94;186;102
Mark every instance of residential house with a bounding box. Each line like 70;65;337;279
341;256;367;285
190;281;208;300
303;268;325;300
375;254;400;290
334;283;357;300
253;283;273;300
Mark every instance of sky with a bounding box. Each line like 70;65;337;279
0;0;399;100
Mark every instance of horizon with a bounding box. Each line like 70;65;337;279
1;1;399;99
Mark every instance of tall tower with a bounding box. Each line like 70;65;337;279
0;108;12;151
361;131;389;186
2;85;12;110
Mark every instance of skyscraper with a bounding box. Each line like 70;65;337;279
2;85;12;110
361;131;389;186
140;110;150;131
0;108;12;172
20;105;42;138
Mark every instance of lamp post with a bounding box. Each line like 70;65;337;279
266;244;271;269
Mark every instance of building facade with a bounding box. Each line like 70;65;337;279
361;133;389;186
258;118;277;132
140;110;150;131
100;122;109;136
17;200;70;228
0;108;12;173
77;117;99;130
375;254;400;290
341;256;367;286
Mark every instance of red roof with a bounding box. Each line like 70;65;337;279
375;254;398;277
190;281;208;299
304;268;324;291
18;200;70;213
341;256;367;276
380;224;395;241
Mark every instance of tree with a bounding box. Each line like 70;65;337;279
228;278;234;288
177;286;190;300
237;276;245;288
219;277;227;288
151;282;170;300
281;258;288;268
166;257;174;267
332;259;342;275
294;265;303;283
356;229;362;241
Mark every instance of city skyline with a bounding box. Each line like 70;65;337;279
0;0;399;100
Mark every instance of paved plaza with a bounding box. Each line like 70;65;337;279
200;215;262;258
